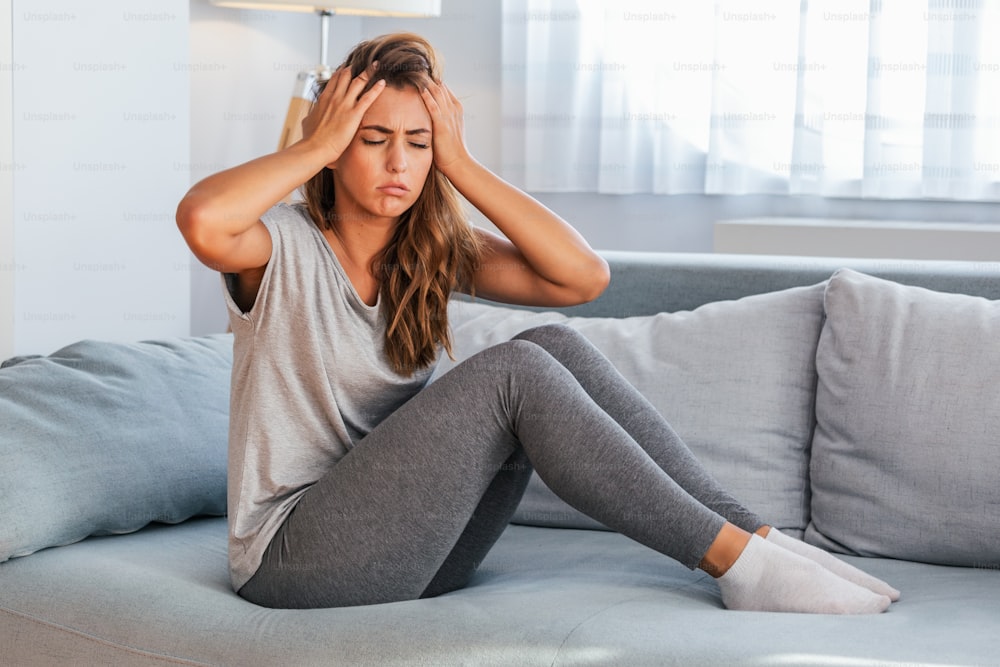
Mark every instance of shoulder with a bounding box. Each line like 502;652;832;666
262;202;314;231
260;203;328;257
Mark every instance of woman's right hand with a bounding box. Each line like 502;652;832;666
301;65;387;167
176;67;386;277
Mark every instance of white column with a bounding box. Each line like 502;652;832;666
1;0;14;359
10;0;190;356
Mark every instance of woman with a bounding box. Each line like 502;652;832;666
176;33;898;612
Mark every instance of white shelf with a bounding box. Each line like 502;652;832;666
714;218;1000;261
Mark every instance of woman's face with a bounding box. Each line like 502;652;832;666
331;84;434;226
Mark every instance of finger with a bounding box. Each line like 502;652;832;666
419;83;443;114
325;67;352;100
430;81;461;114
431;81;460;115
348;61;378;88
310;72;335;106
424;79;444;97
356;77;387;110
344;69;380;105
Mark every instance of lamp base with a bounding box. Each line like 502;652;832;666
278;96;314;151
278;67;333;151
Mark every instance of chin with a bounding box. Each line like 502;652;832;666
371;198;419;220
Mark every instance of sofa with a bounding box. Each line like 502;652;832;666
2;250;999;667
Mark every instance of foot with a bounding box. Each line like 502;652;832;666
717;535;892;614
766;528;900;602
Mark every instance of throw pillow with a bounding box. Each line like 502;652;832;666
806;269;1000;567
436;282;827;536
0;335;233;562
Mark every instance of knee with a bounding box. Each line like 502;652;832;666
513;323;588;352
513;322;577;344
448;339;554;389
464;338;555;382
494;338;553;369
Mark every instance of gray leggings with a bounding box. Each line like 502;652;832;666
238;324;764;608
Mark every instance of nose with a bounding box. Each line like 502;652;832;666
387;139;407;174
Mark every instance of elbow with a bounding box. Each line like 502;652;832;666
591;256;613;300
575;256;611;304
175;196;221;270
175;194;202;241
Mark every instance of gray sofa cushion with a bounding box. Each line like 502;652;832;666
807;269;1000;567
437;283;827;536
3;517;999;666
0;335;233;562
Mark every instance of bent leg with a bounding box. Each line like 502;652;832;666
239;344;526;609
512;324;765;533
240;339;727;608
513;325;894;611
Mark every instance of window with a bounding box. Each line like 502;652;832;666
501;0;1000;200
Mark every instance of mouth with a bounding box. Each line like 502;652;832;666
377;183;410;197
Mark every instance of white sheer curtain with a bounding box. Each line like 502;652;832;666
501;0;1000;200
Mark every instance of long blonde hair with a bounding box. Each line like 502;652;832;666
302;33;483;376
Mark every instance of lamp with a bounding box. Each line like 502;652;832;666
210;0;441;149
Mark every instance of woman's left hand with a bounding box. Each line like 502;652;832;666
420;81;472;175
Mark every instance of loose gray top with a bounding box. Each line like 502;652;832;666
222;203;438;591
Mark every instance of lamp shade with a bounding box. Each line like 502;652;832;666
209;0;440;16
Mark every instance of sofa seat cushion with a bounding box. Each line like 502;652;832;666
808;269;1000;567
1;518;998;666
0;335;233;562
436;283;827;536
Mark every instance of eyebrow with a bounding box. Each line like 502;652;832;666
360;124;430;136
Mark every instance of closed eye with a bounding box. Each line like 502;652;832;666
362;138;386;146
409;142;430;149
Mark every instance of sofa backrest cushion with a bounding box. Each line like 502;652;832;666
807;269;1000;567
435;283;827;537
0;335;232;562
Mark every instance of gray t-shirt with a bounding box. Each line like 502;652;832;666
222;203;438;591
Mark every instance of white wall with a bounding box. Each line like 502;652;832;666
1;0;13;359
6;0;191;356
534;191;1000;255
715;219;1000;261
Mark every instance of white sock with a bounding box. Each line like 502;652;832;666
766;528;900;602
717;535;892;614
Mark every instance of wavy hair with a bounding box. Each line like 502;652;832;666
302;33;483;376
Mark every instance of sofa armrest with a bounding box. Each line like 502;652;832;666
472;251;1000;318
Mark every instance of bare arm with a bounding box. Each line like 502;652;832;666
175;68;386;298
175;141;331;273
420;82;610;307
